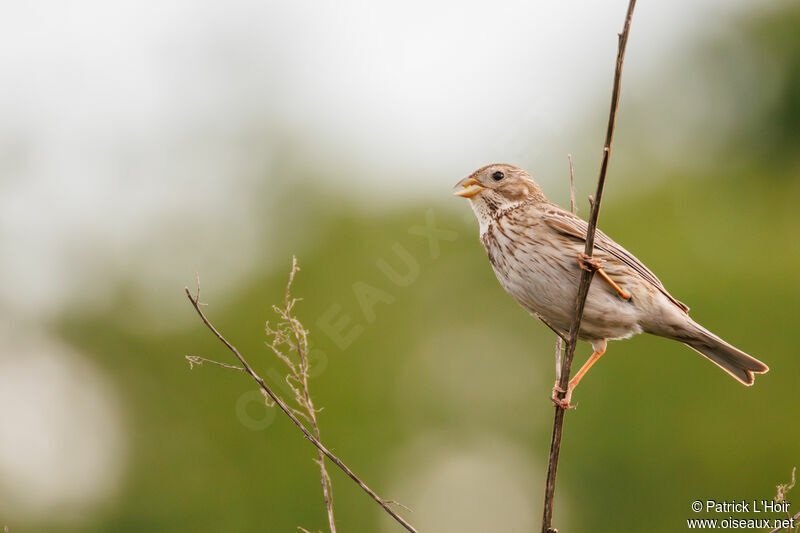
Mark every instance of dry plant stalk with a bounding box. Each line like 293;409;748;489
568;154;576;215
541;1;637;532
770;467;800;533
552;154;578;382
185;259;418;533
264;257;335;533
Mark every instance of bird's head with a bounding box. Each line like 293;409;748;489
453;163;545;223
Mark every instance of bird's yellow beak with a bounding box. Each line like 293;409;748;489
453;177;486;199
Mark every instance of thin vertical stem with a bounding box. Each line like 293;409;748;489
541;2;637;532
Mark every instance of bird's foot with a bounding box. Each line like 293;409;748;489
577;252;604;272
578;253;631;300
551;381;576;410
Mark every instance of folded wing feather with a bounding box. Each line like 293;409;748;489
541;208;690;313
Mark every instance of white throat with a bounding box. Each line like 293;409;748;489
471;199;525;236
470;200;492;235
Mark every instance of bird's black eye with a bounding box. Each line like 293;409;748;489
492;171;505;181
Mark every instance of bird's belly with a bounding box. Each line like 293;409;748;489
486;235;641;341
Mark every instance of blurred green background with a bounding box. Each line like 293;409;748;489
1;1;799;532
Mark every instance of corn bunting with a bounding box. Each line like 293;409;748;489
455;163;768;408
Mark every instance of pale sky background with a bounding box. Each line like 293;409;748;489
0;0;761;322
0;0;777;525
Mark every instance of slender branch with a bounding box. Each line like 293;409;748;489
568;154;576;215
541;2;637;532
553;336;563;383
536;312;568;342
552;155;577;383
185;355;245;372
185;283;419;533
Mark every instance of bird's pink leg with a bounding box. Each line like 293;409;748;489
570;347;606;389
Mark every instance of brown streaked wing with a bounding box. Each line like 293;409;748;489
541;207;690;313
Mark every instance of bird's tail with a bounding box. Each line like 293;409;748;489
677;321;768;386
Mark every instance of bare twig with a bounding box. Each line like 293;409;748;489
536;312;568;343
185;275;419;533
553;336;563;383
541;2;637;532
552;155;578;381
385;499;414;513
568;154;576;215
185;355;245;372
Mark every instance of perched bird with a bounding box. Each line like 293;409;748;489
454;163;768;408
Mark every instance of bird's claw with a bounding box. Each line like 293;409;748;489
577;252;603;272
578;253;632;300
551;395;576;410
551;381;576;410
